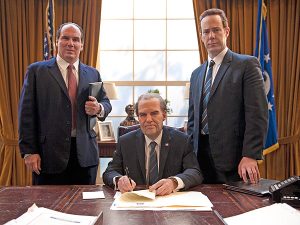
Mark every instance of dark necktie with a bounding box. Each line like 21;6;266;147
201;60;215;134
149;141;158;185
67;64;77;130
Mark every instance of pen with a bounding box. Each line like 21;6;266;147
125;166;132;185
213;210;228;225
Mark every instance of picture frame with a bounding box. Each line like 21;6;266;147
97;121;115;142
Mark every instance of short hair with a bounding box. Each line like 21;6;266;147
56;22;84;43
200;8;228;29
135;93;167;116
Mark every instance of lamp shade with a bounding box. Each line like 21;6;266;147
184;82;190;99
103;82;118;100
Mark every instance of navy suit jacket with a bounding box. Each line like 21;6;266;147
187;49;268;171
103;126;203;190
18;58;112;173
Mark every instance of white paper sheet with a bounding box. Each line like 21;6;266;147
224;203;300;225
82;191;105;199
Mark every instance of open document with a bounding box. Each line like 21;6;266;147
111;190;213;211
224;203;300;225
4;204;101;225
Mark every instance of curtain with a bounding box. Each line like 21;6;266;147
193;0;300;180
0;0;102;186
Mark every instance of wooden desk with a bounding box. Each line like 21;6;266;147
0;185;271;225
98;141;116;157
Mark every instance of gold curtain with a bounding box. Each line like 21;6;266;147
0;0;102;186
193;0;300;180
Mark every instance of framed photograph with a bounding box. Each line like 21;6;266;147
97;121;115;142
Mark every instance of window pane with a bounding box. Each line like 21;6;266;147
167;86;188;116
167;51;200;81
134;86;166;102
109;86;133;116
134;20;166;50
134;0;166;19
167;20;198;50
102;0;133;19
167;117;186;128
99;51;133;81
167;0;194;19
134;51;166;81
100;20;133;50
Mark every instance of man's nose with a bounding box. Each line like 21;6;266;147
145;114;153;122
208;31;215;39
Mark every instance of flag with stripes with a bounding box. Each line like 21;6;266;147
254;0;279;155
43;0;55;60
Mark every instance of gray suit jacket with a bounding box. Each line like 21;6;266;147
18;58;112;173
187;49;268;171
103;126;203;190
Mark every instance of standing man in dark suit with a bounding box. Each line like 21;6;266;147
188;8;268;184
103;93;202;196
18;22;112;185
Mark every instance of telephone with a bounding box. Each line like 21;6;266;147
269;176;300;208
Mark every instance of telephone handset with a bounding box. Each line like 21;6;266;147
269;176;300;208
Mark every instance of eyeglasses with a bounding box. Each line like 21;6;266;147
201;27;223;37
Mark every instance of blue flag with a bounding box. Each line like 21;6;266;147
254;0;279;155
43;0;55;60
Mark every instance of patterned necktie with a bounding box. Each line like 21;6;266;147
67;64;77;129
201;60;215;134
149;141;158;185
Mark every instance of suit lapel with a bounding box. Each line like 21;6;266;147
196;63;208;107
136;130;147;182
209;50;233;99
158;127;171;179
47;58;69;99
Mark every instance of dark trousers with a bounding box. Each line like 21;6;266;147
197;135;240;184
33;138;98;185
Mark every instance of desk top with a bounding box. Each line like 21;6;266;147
0;185;271;225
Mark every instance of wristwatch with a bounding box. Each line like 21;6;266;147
168;177;179;189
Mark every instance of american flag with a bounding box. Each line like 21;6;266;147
43;0;56;60
254;0;279;155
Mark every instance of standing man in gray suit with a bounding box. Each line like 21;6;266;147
18;22;112;185
188;8;268;184
103;93;202;196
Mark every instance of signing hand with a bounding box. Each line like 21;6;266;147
149;178;177;196
238;157;260;184
85;96;100;115
117;176;136;193
24;154;41;175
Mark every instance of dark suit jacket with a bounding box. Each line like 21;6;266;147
187;49;268;171
103;126;203;190
18;58;112;174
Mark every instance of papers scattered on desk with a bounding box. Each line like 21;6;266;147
82;191;105;199
224;203;300;225
4;204;100;225
111;191;213;211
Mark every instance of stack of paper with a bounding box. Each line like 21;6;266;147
5;204;101;225
224;203;300;225
111;190;213;211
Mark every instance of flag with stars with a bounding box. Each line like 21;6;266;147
255;0;279;155
43;0;55;60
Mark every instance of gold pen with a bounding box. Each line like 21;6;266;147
125;166;132;185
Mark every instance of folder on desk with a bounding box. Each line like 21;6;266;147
88;82;103;131
224;178;279;196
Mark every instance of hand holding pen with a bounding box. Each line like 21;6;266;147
117;166;136;193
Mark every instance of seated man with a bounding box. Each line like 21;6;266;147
103;93;203;196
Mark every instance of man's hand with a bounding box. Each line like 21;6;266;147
85;96;100;115
24;154;41;175
149;178;177;196
238;157;260;184
117;176;136;193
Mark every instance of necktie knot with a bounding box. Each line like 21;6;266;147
149;141;157;150
209;60;215;68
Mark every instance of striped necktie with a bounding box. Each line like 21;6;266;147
201;60;215;134
67;64;77;130
149;141;158;185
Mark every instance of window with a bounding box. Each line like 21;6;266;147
97;0;200;136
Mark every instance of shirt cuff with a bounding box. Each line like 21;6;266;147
24;154;32;159
96;103;105;118
173;176;185;191
113;176;122;190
